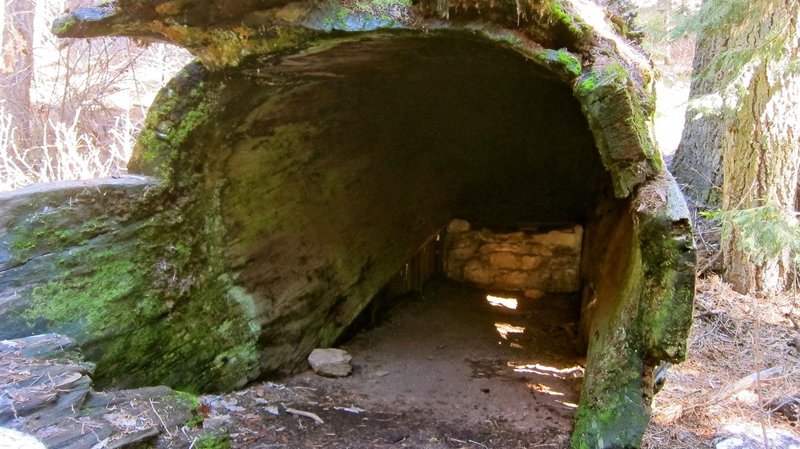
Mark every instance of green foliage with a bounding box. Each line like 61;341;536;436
703;203;800;265
672;0;749;37
675;1;793;86
194;434;231;449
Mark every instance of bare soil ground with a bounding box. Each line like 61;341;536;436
168;277;799;449
187;281;583;448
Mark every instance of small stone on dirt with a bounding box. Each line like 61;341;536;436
308;348;352;377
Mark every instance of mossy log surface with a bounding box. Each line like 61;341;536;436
0;178;261;391
0;1;695;448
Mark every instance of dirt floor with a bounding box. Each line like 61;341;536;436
169;276;800;449
187;281;583;448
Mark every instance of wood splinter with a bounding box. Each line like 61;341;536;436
285;406;325;424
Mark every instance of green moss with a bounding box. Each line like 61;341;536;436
577;63;628;95
194;434;231;449
637;216;695;361
23;255;148;336
174;390;205;427
175;391;202;409
571;227;650;449
578;74;596;92
9;210;109;265
546;1;587;43
131;66;216;180
537;48;581;77
55;17;77;35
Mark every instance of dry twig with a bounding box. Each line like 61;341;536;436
285;406;324;424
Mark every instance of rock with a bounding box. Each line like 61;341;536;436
308;349;352;377
447;219;471;233
0;334;197;449
444;224;582;293
523;289;545;299
713;423;800;449
0;428;45;449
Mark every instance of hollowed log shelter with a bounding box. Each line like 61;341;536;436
0;0;696;447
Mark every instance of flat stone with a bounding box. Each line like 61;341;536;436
308;348;352;377
0;428;45;449
487;252;520;270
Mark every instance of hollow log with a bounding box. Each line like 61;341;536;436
0;1;695;448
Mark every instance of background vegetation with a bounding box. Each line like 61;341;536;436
0;0;190;191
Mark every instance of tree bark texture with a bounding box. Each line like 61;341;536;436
670;27;727;205
720;1;800;293
0;0;34;145
673;0;800;293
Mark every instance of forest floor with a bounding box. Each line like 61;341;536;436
174;277;799;448
180;281;582;448
3;277;797;449
643;276;800;449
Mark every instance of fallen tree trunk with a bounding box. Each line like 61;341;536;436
0;1;695;448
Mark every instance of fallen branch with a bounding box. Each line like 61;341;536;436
709;366;784;405
149;398;172;437
469;439;489;449
697;249;722;278
285;406;324;424
656;366;785;423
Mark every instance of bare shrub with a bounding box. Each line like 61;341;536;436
0;0;192;191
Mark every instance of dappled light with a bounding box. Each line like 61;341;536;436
486;294;519;310
508;362;585;379
494;322;526;340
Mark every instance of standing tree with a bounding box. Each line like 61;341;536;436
671;0;800;293
0;0;34;145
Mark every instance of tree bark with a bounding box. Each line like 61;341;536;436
670;27;727;205
673;0;800;293
722;1;800;293
0;0;34;146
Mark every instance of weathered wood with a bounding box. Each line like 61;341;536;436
3;2;699;448
0;334;200;449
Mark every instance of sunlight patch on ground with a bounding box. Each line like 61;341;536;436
494;322;526;339
526;383;565;397
508;362;584;379
486;294;518;310
0;428;45;449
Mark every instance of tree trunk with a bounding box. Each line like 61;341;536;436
0;0;34;146
670;26;727;205
722;1;800;293
674;0;800;293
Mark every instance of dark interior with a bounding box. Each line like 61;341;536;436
181;30;617;375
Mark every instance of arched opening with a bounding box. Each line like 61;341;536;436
0;2;696;446
135;31;620;431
